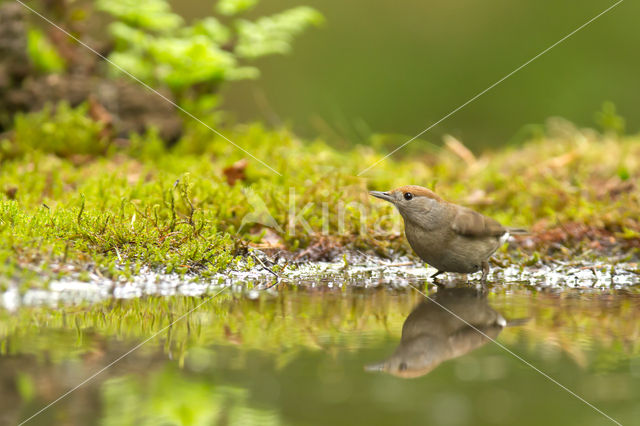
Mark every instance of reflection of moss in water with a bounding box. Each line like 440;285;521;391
0;290;638;369
87;343;640;425
0;291;415;360
492;291;640;369
102;369;282;426
2;289;639;425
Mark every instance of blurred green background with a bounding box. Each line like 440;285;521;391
172;0;638;150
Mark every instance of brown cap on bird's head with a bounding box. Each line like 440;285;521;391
369;185;445;204
391;185;444;202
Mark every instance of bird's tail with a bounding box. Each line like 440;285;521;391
507;227;529;235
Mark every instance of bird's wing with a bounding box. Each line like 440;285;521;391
450;207;506;238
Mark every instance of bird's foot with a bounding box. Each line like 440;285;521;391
480;261;490;283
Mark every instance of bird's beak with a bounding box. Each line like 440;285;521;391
369;191;393;202
364;361;386;372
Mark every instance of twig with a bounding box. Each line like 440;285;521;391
250;252;280;289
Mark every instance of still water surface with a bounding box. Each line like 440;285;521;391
1;278;638;425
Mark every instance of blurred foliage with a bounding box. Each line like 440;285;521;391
102;373;280;426
9;102;106;158
595;101;626;136
96;0;322;99
234;7;324;59
97;0;184;31
25;28;66;74
0;102;640;285
217;0;260;16
213;0;640;151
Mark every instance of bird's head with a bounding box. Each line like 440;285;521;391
369;185;444;220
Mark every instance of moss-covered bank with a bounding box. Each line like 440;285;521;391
1;105;639;287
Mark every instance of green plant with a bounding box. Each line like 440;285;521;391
97;0;322;101
595;101;626;136
10;102;106;158
26;28;66;74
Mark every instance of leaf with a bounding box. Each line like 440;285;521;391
185;17;231;45
148;36;237;90
97;0;183;32
235;7;324;59
26;28;66;73
222;159;248;185
216;0;259;16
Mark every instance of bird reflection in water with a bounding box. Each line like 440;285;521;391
366;286;526;378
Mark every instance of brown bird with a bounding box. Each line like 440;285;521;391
370;185;527;280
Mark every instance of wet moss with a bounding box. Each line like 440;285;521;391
0;106;639;286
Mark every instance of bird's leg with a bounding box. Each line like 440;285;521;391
481;261;490;283
430;270;444;279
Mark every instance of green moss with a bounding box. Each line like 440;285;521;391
7;102;107;159
1;104;639;286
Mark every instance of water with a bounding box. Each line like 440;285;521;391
1;261;639;425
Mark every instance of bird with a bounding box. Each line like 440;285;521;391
370;185;527;281
364;287;525;378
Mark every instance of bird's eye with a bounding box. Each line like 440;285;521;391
398;362;408;371
403;192;413;200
